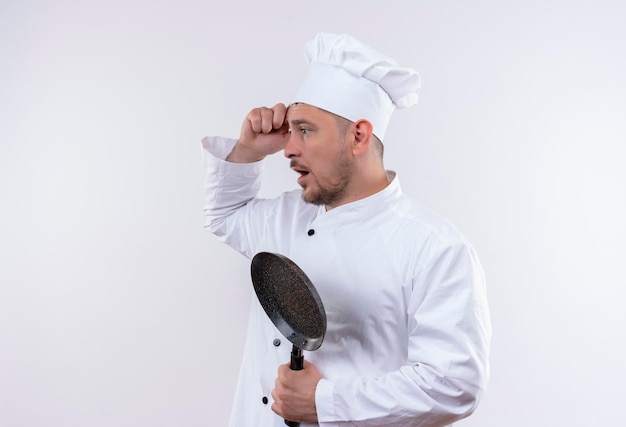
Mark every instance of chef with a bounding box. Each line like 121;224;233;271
201;32;491;427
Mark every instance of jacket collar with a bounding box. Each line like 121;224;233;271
314;170;402;224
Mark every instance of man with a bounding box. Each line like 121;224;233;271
202;32;491;427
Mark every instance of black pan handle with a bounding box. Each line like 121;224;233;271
290;345;304;370
284;345;304;427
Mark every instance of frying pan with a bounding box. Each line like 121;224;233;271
250;251;326;427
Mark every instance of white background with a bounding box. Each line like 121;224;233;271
1;1;625;426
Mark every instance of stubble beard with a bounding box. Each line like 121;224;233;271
301;150;353;206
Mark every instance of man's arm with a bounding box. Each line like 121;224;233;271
201;103;290;256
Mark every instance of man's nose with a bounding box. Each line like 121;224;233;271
283;132;299;158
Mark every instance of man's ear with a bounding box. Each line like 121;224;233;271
352;119;373;155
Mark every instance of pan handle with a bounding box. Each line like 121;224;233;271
284;345;304;427
290;345;304;370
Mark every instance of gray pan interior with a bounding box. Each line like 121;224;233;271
251;252;326;351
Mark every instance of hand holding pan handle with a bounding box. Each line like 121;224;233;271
251;252;327;427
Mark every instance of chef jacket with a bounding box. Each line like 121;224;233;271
202;136;491;427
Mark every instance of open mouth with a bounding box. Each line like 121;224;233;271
291;163;310;185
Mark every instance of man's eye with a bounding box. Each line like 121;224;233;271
300;128;309;135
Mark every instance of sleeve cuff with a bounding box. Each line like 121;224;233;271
201;135;264;177
315;378;337;425
201;135;238;160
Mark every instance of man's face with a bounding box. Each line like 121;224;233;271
284;103;353;208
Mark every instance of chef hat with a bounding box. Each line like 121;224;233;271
293;32;421;141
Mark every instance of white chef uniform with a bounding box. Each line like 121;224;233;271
201;136;491;427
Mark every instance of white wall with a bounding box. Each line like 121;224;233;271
1;1;625;426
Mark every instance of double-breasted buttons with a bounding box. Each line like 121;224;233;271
273;338;281;347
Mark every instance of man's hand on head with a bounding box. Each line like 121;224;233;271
226;103;290;163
